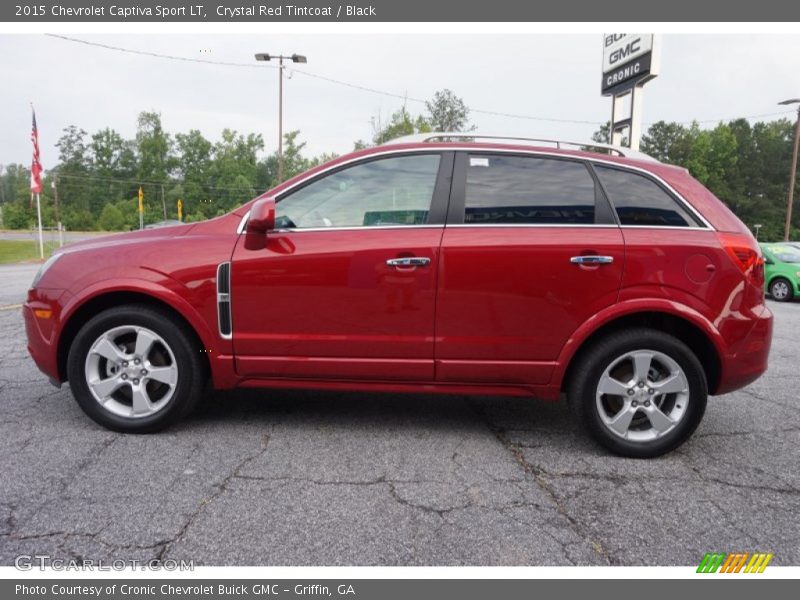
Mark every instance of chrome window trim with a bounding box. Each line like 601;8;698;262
236;212;250;234
234;146;715;233
445;223;619;229
272;225;443;233
618;225;714;231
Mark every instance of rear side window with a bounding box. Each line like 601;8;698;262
464;155;596;224
594;165;701;227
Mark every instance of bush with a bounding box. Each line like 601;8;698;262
97;204;126;231
1;203;33;229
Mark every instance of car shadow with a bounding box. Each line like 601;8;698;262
181;387;576;438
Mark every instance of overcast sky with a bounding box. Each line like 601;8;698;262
1;33;799;169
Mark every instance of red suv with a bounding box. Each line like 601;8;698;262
23;135;772;457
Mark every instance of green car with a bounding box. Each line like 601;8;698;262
760;243;800;302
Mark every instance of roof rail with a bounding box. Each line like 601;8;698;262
380;132;659;163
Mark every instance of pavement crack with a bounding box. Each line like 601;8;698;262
157;432;271;560
468;399;614;565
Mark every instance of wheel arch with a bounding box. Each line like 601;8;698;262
767;274;794;291
557;308;723;396
56;289;211;383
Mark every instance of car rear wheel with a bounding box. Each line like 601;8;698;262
567;328;707;458
769;278;793;302
67;304;206;433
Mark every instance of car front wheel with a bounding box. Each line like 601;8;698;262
67;304;206;432
567;328;707;458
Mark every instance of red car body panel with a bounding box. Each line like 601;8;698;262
23;142;773;402
434;226;625;386
230;227;443;380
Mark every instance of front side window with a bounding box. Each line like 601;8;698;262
275;154;441;229
594;165;701;227
464;155;596;224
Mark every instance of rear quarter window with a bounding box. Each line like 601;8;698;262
594;165;702;227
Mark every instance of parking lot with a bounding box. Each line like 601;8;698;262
1;262;798;566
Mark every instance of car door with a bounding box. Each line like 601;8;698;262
230;151;453;381
435;151;625;385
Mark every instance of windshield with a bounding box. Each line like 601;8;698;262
768;246;800;263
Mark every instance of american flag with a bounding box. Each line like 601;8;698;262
30;106;43;195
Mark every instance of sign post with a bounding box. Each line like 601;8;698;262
177;198;183;221
601;34;660;150
138;186;144;230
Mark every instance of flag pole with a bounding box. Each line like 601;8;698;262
35;192;44;259
30;102;45;259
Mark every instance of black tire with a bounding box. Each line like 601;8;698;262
67;304;207;433
769;278;793;302
567;328;707;458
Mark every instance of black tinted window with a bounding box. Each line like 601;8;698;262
594;165;699;227
464;155;596;224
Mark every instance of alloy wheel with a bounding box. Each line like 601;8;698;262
595;349;690;443
84;325;179;418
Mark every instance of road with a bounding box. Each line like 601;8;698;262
0;230;108;244
1;272;798;565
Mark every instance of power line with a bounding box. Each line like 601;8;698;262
43;34;602;126
43;33;798;129
44;33;278;70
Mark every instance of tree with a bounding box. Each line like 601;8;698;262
425;89;473;132
260;131;325;189
371;106;431;145
640;121;692;164
97;203;125;231
591;122;611;144
175;129;213;209
211;129;264;209
136;111;174;183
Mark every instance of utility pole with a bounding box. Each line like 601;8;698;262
255;52;308;184
51;177;63;247
780;99;800;241
161;184;167;220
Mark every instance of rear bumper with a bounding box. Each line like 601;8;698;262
715;303;773;395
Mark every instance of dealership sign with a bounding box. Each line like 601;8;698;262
601;34;659;94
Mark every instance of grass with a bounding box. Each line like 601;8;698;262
0;240;54;264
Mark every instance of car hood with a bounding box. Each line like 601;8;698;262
57;223;197;255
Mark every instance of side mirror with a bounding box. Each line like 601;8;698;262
246;197;276;234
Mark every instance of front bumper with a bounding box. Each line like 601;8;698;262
23;288;69;383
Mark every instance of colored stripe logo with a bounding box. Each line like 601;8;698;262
697;552;773;573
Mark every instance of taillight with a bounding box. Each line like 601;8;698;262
717;232;765;287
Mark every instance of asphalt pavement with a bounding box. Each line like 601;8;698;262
1;275;798;565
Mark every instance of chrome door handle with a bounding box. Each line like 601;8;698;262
570;255;614;265
386;257;431;267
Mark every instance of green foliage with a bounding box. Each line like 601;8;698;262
371;106;432;145
425;89;473;132
97;203;125;231
1;202;33;229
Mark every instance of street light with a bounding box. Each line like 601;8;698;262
255;52;308;184
779;98;800;241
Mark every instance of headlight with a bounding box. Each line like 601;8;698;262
31;253;63;288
